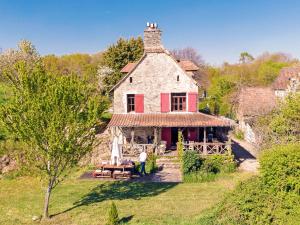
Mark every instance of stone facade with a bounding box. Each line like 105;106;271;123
113;52;198;114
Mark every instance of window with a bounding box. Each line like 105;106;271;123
127;94;135;112
171;93;186;111
129;77;133;83
177;75;179;81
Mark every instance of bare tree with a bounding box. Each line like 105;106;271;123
170;47;204;66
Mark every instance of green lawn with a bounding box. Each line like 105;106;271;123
0;172;252;225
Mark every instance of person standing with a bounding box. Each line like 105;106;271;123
139;150;147;176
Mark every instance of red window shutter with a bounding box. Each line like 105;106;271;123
188;92;198;112
161;93;170;112
135;94;144;113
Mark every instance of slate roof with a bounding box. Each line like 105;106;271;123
273;66;300;90
108;113;233;127
238;87;277;117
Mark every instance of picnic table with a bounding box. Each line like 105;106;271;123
93;164;134;179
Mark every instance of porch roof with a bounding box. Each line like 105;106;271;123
107;113;234;128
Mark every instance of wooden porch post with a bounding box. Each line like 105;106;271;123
130;127;135;145
154;127;158;154
203;127;207;155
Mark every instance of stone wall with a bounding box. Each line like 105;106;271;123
113;52;198;113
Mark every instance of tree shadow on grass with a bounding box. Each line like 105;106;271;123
52;181;177;217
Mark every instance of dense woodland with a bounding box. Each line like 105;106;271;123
0;38;299;224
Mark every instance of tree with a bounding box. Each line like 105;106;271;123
0;40;39;81
255;93;300;147
101;37;143;92
0;62;107;219
239;52;254;64
106;202;119;225
170;47;204;65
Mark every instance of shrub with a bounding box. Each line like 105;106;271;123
147;152;158;174
182;150;202;174
182;153;236;183
106;202;119;225
177;130;184;162
202;154;236;174
260;143;300;193
234;129;244;140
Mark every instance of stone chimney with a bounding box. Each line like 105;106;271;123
144;22;164;52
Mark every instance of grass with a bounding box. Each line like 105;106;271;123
0;171;252;225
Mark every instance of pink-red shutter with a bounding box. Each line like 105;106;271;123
135;94;144;113
161;93;170;112
188;92;198;112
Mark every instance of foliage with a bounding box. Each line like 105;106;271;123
101;37;143;92
239;52;254;64
202;154;236;174
106;202;119;225
177;130;184;162
255;93;300;146
146;151;158;173
260;143;300;193
207;144;300;225
233;129;244;140
182;153;236;183
0;62;108;218
182;150;202;174
200;52;296;117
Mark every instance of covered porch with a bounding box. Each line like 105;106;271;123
108;113;234;157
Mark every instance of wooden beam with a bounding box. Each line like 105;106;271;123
203;127;207;155
130;127;134;145
154;127;158;154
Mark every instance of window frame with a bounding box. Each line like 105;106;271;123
171;93;186;112
127;94;135;112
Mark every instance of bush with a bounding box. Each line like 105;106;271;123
182;150;202;174
202;154;236;174
182;153;236;183
234;129;244;140
106;201;119;225
205;144;300;225
260;143;300;193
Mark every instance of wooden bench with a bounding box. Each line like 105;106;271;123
112;170;132;179
92;169;112;178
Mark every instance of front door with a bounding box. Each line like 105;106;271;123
171;128;178;147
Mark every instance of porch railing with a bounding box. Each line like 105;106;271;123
120;143;156;157
182;142;231;155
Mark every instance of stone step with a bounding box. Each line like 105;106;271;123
157;162;181;169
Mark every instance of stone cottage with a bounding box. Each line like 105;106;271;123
236;87;276;144
273;66;300;98
108;23;233;156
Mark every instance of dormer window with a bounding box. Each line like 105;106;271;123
127;94;135;112
129;77;133;83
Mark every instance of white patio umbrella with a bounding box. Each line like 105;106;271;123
111;136;122;165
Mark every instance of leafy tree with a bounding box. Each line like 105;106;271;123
239;52;254;64
0;62;107;219
0;40;39;81
101;37;143;92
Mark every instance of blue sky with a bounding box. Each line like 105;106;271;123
0;0;300;65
